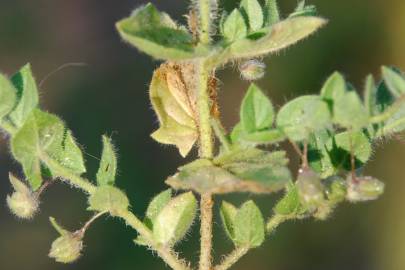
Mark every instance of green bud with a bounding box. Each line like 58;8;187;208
313;202;332;220
325;176;347;204
6;174;39;219
49;233;83;263
239;60;266;81
153;192;197;246
346;176;385;202
296;169;325;208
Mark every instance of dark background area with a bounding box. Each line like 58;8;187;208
0;0;404;269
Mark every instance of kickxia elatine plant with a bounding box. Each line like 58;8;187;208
1;0;405;269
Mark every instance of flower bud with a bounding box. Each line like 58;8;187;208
49;233;83;263
296;169;325;208
346;176;384;202
7;192;39;219
6;174;39;219
239;60;266;81
325;176;347;204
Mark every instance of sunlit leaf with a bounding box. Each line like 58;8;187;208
240;0;264;31
222;9;248;41
240;84;274;133
277;95;331;141
9;64;39;127
116;3;203;60
0;73;17;121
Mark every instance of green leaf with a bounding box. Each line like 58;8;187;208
225;16;326;60
320;72;346;105
166;148;291;194
277;95;331;141
96;136;117;186
240;84;274;133
11;110;86;189
364;74;377;116
381;66;405;98
240;0;264;31
35;110;86;175
373;80;394;115
9;64;39;128
116;3;202;60
217;148;291;190
0;73;17;120
274;182;303;216
144;189;172;228
307;130;336;178
88;186;129;215
153;192;197;246
289;0;317;18
321;72;368;129
236;129;285;145
308;130;372;176
326;131;372;171
263;0;280;26
333;90;369;129
233;200;265;248
57;131;86;174
220;201;238;241
11;113;42;190
149;63;199;157
222;9;248;41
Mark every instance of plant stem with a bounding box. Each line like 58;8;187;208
199;193;214;270
266;214;288;234
214;246;250;270
197;0;214;44
375;117;405;137
117;210;192;270
41;153;191;270
195;58;214;270
211;118;231;152
196;61;214;159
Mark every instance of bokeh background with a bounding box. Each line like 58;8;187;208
0;0;404;269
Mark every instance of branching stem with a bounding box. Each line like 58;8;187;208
214;246;250;270
196;61;214;159
40;153;191;270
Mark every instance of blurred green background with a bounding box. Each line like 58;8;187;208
0;0;404;269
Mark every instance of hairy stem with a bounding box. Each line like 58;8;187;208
199;193;214;270
215;246;250;270
266;214;288;234
197;0;215;44
117;210;192;270
376;117;405;137
40;153;191;270
196;61;214;159
195;58;214;270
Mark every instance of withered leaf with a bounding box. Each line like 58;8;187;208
150;62;198;157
